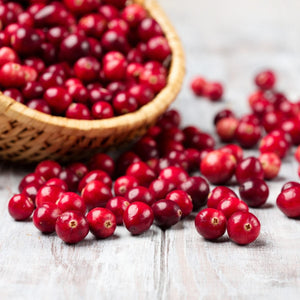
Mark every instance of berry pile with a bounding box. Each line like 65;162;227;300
8;68;300;246
0;0;171;119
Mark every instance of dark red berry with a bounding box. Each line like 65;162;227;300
106;196;130;225
125;186;155;206
235;156;264;184
165;190;193;218
8;194;35;221
207;186;238;209
217;197;249;219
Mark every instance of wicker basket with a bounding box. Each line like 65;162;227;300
0;0;185;163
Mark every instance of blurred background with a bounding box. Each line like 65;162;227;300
160;0;300;132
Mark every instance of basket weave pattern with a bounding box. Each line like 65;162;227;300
0;0;185;163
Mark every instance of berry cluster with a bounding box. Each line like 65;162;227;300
0;0;171;119
190;76;223;101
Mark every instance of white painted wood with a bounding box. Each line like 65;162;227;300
1;0;300;299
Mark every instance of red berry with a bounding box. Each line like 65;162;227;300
78;170;112;192
158;166;188;188
8;194;35;221
33;203;61;234
67;162;89;179
148;178;174;201
87;207;116;239
106;196;130;225
125;186;155;206
239;178;269;208
235;156;264;184
235;121;262;149
254;70;276;90
35;160;62;181
18;173;45;192
219;144;243;163
44;87;72;115
190;76;206;96
216;117;239;143
204;82;223;101
178;176;210;211
258;152;281;180
146;36;171;62
114;175;139;197
55;211;89;244
281;181;300;192
126;161;156;187
88;153;115;177
227;212;260;245
56;192;86;215
45;178;68;192
59;169;80;192
81;180;112;210
151;200;182;229
123;202;154;235
276;186;300;218
165;190;193;218
195;208;227;240
207;186;238;209
35;185;64;207
200;150;236;185
214;109;236;125
217;197;249;219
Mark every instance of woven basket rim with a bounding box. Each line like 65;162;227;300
0;0;185;137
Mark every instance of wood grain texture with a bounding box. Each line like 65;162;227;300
1;0;300;299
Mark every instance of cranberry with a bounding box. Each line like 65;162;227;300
98;4;120;19
18;172;45;193
217;197;249;219
8;194;35;221
276;186;300;218
259;131;290;159
214;109;236;125
59;34;90;64
63;0;100;15
35;160;62;181
295;146;300;163
101;29;129;53
103;51;127;81
158;166;188;188
106;196;130;225
27;99;51;114
184;132;215;151
200;150;236;185
45;178;68;191
190;76;206;96
65;103;91;120
33;203;61;234
56;192;86;215
280;118;300;145
23;57;45;74
207;186;238;209
133;136;159;161
35;185;64;207
0;4;18;27
159;140;184;156
78;13;107;38
78;170;112;192
227;212;261;245
165;190;193;218
44;87;72;115
278;100;298;119
22;82;44;100
216;117;239;143
108;18;129;35
126;62;144;83
67;162;89;179
185;148;201;172
55;211;89;244
158;109;181;128
39;71;64;90
121;3;147;27
219;144;243;163
262;111;284;133
125;186;155;206
254;70;276;90
139;67;166;93
281;181;300;192
151;200;182;229
0;47;19;66
240;113;260;125
123;202;154;235
21;182;41;203
177;176;209;210
195;208;227;240
11;26;42;56
235;121;262;149
126;161;156;187
81;180;112;210
138;17;163;41
58;169;80;192
0;62;26;88
91;101;114;119
86;207;116;239
88;153;115;177
3;88;24;103
239;178;269;208
148;178;173;201
116;151;141;177
114;175;138;197
73;56;101;83
146;36;171;62
258;152;281;180
235;156;264;184
250;97;274;119
204;82;223;101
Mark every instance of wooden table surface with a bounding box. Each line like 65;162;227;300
1;0;300;299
